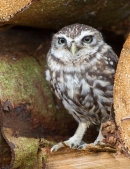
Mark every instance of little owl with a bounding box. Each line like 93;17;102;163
46;24;118;152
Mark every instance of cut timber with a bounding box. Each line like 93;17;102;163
114;34;130;154
0;0;130;33
0;0;32;21
46;149;130;169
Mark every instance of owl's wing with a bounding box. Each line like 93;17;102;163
105;47;118;69
45;50;51;82
75;47;118;123
46;51;63;100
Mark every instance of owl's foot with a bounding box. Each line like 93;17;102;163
50;122;89;152
50;135;81;152
77;136;104;150
78;124;104;150
78;137;105;150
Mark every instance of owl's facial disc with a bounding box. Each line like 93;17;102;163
54;33;96;57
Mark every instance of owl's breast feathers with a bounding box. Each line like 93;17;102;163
46;46;118;124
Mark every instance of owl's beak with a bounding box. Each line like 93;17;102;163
70;43;78;55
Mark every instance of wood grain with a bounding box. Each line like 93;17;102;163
114;34;130;154
46;149;130;169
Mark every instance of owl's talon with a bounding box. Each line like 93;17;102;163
77;143;87;150
70;143;74;148
50;147;55;153
50;142;65;153
50;146;57;153
77;146;82;150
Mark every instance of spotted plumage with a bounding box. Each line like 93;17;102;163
46;23;118;152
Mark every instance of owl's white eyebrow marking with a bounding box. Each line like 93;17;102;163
74;30;95;41
55;34;73;42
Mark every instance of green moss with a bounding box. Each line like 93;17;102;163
12;137;39;169
0;57;36;100
0;55;55;116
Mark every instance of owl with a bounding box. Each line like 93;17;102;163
46;24;118;152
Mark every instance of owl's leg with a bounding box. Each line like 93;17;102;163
50;122;89;152
78;124;104;150
93;124;104;145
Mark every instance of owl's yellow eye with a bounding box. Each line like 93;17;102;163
82;36;93;43
58;38;66;44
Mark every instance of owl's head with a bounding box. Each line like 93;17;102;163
50;24;104;62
